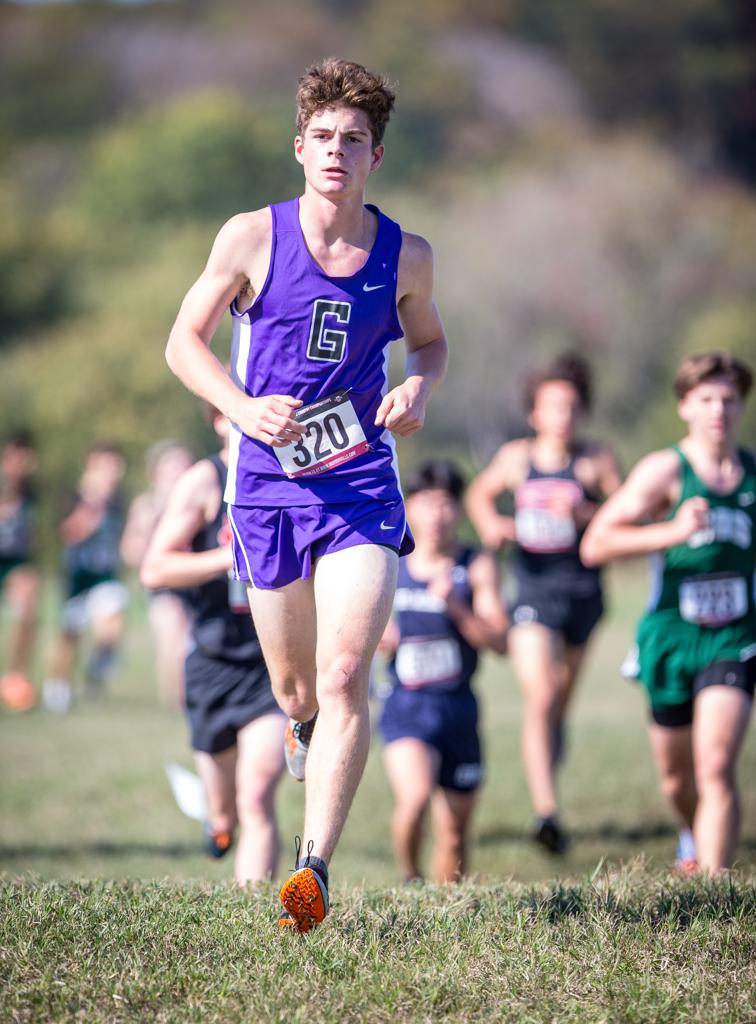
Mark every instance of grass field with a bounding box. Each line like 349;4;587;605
1;563;755;1022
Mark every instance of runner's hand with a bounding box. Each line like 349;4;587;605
231;394;305;447
375;378;427;436
427;568;454;604
672;496;709;543
479;516;516;550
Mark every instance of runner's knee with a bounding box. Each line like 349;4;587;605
696;747;736;790
236;777;276;821
268;671;316;719
659;768;694;804
317;652;368;706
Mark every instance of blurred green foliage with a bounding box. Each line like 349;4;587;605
0;0;755;561
76;94;300;229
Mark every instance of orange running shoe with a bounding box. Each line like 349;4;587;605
0;673;36;712
279;866;329;933
674;857;699;875
204;825;234;859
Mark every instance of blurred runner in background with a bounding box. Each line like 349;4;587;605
121;440;193;709
141;407;286;884
466;353;622;854
0;431;40;712
379;460;508;883
42;444;128;714
582;351;755;873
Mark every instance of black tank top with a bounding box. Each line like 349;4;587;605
185;455;264;664
511;450;601;596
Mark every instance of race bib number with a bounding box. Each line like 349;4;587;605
274;389;369;479
395;637;462;689
515;509;577;553
515;478;581;553
679;574;748;627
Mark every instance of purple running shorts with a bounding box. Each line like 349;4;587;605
227;496;414;590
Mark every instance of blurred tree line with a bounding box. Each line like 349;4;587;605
0;0;755;556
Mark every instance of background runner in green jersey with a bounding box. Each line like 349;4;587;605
581;351;755;875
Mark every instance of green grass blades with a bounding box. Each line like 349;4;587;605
1;868;754;1023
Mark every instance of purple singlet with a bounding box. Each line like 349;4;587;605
225;198;404;508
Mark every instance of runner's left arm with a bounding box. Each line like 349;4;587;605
434;553;509;655
375;233;447;436
572;445;624;530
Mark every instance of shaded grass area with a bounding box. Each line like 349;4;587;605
2;867;754;1023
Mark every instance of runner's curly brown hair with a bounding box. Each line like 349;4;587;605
523;352;593;413
674;351;753;400
296;58;395;147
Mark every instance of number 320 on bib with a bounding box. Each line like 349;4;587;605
274;389;370;479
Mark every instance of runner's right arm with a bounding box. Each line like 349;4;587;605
140;462;230;590
165;212;305;448
465;442;523;550
580;449;709;566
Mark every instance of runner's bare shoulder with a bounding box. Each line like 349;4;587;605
397;231;433;297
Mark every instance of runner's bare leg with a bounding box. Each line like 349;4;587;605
304;544;398;863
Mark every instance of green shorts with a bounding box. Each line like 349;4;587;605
637;610;756;714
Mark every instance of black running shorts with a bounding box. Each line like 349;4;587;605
184;648;281;754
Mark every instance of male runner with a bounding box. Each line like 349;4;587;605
121;440;194;709
164;59;447;929
42;444;128;714
581;352;755;873
141;410;286;883
0;431;39;712
466;354;621;853
379;460;508;883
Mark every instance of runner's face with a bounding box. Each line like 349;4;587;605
407;489;460;549
295;105;383;197
529;380;582;443
82;452;125;500
151;448;193;491
678;376;743;442
1;445;35;487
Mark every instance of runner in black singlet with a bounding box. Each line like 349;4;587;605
141;408;286;883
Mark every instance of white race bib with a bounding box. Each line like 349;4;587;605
679;574;748;627
395;637;462;689
274;389;369;479
515;509;577;553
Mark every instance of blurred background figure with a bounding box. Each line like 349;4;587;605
581;352;755;874
466;354;622;854
379;460;508;883
42;444;128;715
0;431;40;712
121;440;194;709
140;409;286;884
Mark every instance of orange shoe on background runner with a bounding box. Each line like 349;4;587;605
0;672;36;712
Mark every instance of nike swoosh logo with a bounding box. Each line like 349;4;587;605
379;521;393;530
363;283;385;292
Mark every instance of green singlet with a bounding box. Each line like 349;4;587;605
636;445;756;714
